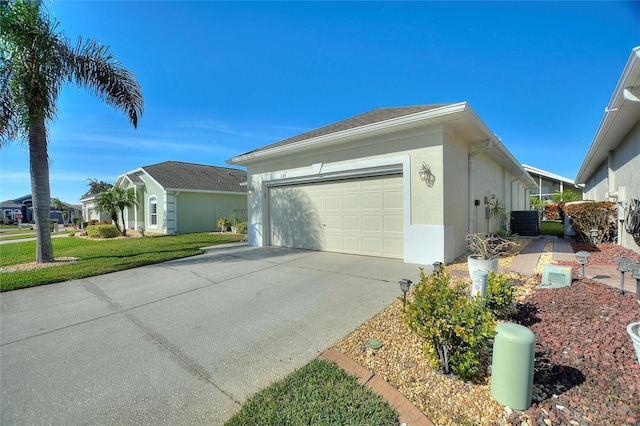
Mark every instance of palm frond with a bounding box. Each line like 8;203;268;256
70;37;144;128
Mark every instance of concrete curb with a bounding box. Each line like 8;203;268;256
319;349;435;426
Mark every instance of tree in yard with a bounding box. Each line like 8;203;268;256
51;197;69;224
0;0;143;262
94;185;138;236
85;178;113;197
95;188;120;233
111;185;137;236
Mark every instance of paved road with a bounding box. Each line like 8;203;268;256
0;243;426;425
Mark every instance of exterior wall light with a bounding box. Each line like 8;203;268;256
247;185;255;195
398;278;412;305
418;162;436;187
615;256;633;295
575;251;590;278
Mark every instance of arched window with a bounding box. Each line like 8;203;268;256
149;196;157;227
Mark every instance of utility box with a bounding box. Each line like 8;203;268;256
541;265;573;288
491;323;535;410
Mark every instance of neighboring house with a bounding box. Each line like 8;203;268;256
1;194;80;224
575;46;640;254
0;199;26;223
114;161;247;234
227;103;536;265
522;164;583;202
80;193;112;223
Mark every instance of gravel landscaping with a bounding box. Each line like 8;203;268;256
333;241;640;426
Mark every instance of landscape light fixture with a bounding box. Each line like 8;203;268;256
590;229;598;243
418;162;436;188
615;257;633;295
432;261;443;275
398;278;412;305
575;251;590;278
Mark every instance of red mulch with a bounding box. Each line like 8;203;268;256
507;243;640;426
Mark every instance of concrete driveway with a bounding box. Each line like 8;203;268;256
0;243;426;425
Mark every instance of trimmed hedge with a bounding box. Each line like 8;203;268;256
86;224;120;239
564;201;616;243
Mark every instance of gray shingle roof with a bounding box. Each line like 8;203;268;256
142;161;246;193
244;104;450;155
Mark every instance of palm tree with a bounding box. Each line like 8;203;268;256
0;1;143;263
94;189;120;234
111;185;137;236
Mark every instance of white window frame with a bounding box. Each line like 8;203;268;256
149;196;158;228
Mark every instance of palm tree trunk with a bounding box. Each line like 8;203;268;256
29;115;54;263
120;207;126;236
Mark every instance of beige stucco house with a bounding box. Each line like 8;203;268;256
227;103;536;265
113;161;247;235
575;46;640;254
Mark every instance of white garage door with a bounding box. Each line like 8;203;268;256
268;174;403;259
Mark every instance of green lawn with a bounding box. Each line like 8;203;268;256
0;232;245;291
225;359;399;426
539;220;564;237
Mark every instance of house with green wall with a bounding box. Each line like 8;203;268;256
115;161;247;235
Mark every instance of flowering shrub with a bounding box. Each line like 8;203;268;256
217;217;230;230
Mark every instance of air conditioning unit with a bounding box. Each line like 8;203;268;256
541;265;573;288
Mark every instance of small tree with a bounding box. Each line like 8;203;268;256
95;189;120;234
111;185;137;236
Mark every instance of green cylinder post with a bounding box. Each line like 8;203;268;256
491;323;536;410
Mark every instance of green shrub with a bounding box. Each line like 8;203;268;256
485;272;514;319
86;224;120;238
404;270;495;380
236;222;248;234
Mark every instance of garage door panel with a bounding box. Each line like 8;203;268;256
342;194;360;210
342;215;360;230
383;238;403;257
362;193;381;210
383;214;403;232
269;187;325;250
269;174;403;259
325;194;341;210
383;191;403;209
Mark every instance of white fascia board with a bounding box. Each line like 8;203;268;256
576;46;640;184
115;167;145;186
227;103;468;166
162;188;247;195
463;106;537;188
522;164;576;185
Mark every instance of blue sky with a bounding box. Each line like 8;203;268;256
1;1;638;205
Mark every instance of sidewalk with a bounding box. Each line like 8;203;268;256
507;237;636;294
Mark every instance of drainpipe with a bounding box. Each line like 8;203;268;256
468;140;493;233
510;174;524;212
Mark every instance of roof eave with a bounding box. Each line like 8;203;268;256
463;106;537;188
227;103;468;166
575;46;640;184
